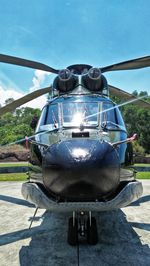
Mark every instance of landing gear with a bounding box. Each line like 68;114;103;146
67;211;98;245
87;216;98;245
68;212;78;245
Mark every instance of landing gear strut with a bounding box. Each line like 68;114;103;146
67;211;98;245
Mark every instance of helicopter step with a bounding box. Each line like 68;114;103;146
67;211;98;245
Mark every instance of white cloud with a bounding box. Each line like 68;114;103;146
22;94;48;109
29;70;51;92
0;85;23;106
0;70;50;110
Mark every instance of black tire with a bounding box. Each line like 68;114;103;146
87;217;98;245
67;217;78;245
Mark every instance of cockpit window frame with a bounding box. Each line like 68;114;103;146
36;97;127;133
101;102;126;132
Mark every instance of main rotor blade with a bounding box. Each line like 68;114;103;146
109;85;150;109
0;86;51;116
101;56;150;72
0;54;59;74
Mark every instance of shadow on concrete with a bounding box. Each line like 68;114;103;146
0;226;41;246
0;194;34;207
18;210;150;266
129;195;150;206
129;222;150;232
0;211;45;247
19;211;78;266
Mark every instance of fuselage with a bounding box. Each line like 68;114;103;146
29;94;128;202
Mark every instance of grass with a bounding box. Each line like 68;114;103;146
134;164;150;167
0;162;28;167
136;172;150;179
0;173;28;181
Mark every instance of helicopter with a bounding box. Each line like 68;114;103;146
0;54;150;245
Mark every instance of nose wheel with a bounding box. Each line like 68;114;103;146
68;216;78;245
67;211;98;245
87;216;98;244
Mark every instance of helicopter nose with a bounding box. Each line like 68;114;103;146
43;139;118;168
42;139;120;200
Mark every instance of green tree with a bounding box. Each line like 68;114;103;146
0;106;41;145
132;90;138;97
5;98;14;105
111;91;150;154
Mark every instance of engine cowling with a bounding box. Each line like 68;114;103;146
82;67;103;91
53;69;78;92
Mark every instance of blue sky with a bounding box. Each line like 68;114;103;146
0;0;150;108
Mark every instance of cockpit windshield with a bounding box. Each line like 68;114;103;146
63;102;98;127
36;98;126;132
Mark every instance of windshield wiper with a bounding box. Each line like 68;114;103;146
52;110;58;128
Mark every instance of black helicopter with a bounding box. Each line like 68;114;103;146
0;54;150;245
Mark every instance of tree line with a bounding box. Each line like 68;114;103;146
0;99;40;146
111;90;150;154
0;91;150;154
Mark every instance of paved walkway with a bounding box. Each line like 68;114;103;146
0;181;150;266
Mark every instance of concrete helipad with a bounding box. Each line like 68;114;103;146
0;181;150;266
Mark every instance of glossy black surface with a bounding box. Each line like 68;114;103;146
42;140;120;201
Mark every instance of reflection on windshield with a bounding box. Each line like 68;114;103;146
101;103;117;129
36;104;59;131
63;102;98;127
36;100;126;131
102;103;125;130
